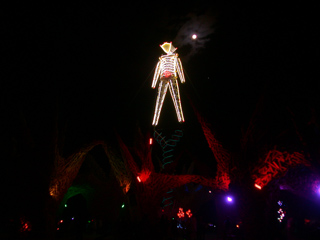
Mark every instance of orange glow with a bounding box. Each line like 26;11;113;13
186;209;192;218
49;188;55;196
236;224;239;228
177;208;185;218
254;183;262;190
137;176;141;182
149;138;153;145
49;184;58;198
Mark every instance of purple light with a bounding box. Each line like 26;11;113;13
227;196;233;202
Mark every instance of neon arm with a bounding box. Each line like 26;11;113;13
176;58;185;83
152;60;161;88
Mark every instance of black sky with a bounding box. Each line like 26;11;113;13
1;2;319;155
1;3;320;225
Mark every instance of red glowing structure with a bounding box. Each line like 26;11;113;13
19;217;31;233
252;149;310;189
137;169;152;183
116;130;226;215
193;105;231;191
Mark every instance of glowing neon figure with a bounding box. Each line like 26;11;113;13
152;42;185;126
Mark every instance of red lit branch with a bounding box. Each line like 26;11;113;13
252;149;310;189
116;133;225;214
193;106;231;190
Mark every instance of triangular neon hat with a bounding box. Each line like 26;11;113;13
160;42;177;53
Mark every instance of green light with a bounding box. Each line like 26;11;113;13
64;204;67;207
88;220;91;223
121;204;125;208
172;217;174;220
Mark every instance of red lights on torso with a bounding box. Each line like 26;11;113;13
163;71;172;78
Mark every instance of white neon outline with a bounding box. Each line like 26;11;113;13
152;42;185;126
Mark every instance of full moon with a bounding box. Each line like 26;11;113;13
192;34;197;40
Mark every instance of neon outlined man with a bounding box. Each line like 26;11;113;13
152;42;185;126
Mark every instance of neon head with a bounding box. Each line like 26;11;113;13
160;42;177;54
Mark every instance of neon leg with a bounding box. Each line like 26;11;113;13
169;78;185;123
152;80;169;126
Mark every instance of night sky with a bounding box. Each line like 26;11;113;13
2;3;320;239
1;2;319;195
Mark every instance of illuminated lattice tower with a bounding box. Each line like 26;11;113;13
151;42;186;210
